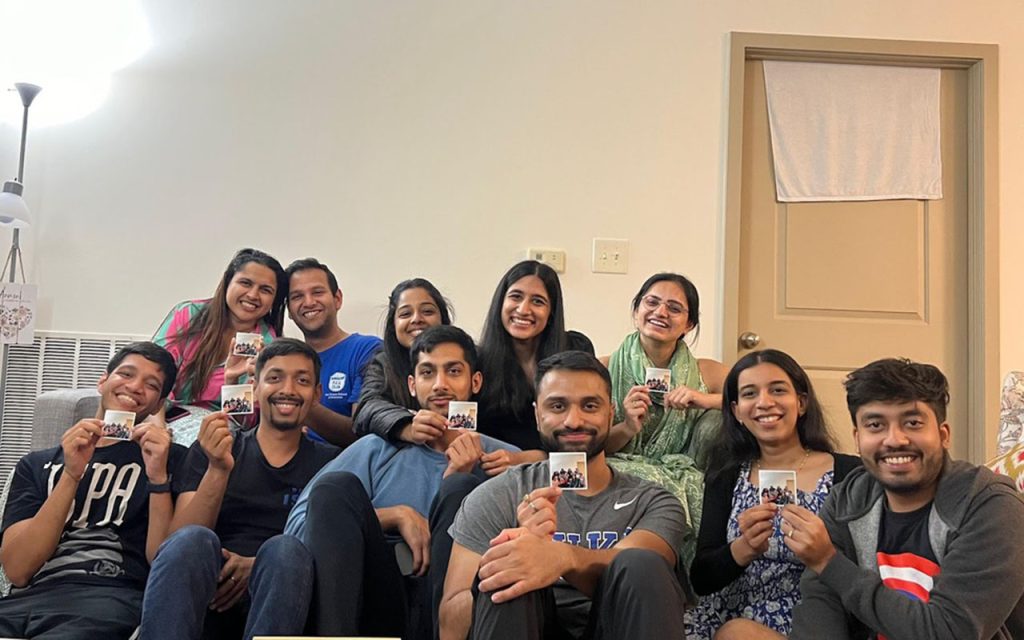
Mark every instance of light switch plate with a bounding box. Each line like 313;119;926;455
592;238;628;274
527;248;567;273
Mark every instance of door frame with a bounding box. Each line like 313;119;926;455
722;32;999;463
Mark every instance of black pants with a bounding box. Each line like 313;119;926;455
0;582;142;639
303;470;408;637
428;472;482;638
470;548;687;640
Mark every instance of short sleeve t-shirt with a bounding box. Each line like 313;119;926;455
176;427;339;556
876;502;941;605
318;334;382;417
1;440;187;592
450;460;687;636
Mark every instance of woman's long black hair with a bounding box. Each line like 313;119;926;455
478;260;568;422
705;349;836;484
379;278;453;406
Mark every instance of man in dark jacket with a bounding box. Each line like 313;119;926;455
717;358;1024;640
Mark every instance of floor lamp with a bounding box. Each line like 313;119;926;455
0;83;42;428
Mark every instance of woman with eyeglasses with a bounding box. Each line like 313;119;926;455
602;272;726;566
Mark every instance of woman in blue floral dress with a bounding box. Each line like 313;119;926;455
687;349;861;638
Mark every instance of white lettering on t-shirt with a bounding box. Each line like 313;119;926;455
97;464;142;527
72;463;117;528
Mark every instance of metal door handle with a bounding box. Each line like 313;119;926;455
739;331;760;349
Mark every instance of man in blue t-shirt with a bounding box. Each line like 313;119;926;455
285;325;518;638
285;258;381;446
0;342;184;640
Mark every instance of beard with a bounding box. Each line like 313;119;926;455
871;448;946;495
264;397;307;432
539;427;608;458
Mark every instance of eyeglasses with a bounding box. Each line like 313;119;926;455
640;295;687;317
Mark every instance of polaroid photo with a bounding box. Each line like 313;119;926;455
222;384;254;415
758;470;797;507
102;410;136;440
447;401;478;430
644;367;671;394
550;452;588;491
233;332;264;358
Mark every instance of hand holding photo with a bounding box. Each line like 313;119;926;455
102;410;136;440
447;401;478;430
222;384;254;415
758;470;797;507
644;367;671;393
550;452;587;490
233;332;264;358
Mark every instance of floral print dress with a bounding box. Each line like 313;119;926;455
686;462;833;639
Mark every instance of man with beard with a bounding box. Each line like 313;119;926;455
139;338;339;640
0;342;183;639
439;351;690;640
715;358;1024;640
283;325;519;638
285;258;381;446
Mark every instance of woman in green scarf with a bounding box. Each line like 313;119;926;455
602;272;726;567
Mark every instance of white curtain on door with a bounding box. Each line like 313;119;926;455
762;61;942;202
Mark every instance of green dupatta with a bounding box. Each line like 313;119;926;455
607;331;722;571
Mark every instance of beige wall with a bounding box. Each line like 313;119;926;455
1;1;1020;380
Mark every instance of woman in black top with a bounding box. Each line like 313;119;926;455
353;278;452;441
688;349;861;639
476;260;593;473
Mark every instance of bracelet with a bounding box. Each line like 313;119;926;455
64;469;83;483
147;478;172;494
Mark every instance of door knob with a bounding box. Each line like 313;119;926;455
739;331;760;349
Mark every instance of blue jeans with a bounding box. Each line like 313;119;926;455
139;526;314;640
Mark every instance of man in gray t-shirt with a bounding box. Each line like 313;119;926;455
440;351;690;640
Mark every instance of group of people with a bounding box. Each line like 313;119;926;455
221;396;253;414
1;247;1023;640
551;467;586;489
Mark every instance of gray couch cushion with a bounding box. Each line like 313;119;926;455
32;389;101;450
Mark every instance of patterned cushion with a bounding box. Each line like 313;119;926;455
997;371;1024;455
988;443;1024;493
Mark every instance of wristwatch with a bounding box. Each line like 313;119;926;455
148;478;172;494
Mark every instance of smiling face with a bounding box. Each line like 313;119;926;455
633;280;693;344
853;400;950;510
501;275;552;343
287;268;342;337
535;369;612;458
394;287;444;349
226;261;278;327
732;362;807;449
407;342;482;415
97;354;167;421
255;353;321;431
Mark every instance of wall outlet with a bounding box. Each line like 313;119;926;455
527;248;567;273
592;238;629;274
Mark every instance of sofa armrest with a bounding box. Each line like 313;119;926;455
32;389;101;451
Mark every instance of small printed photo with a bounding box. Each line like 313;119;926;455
233;332;264;358
447;401;478;430
644;367;671;393
550;452;588;490
759;470;797;507
102;410;136;440
222;384;254;415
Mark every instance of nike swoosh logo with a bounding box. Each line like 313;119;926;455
613;496;637;510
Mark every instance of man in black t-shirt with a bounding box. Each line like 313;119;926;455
139;338;339;640
0;342;184;640
716;359;1024;640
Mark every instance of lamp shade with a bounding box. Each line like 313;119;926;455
0;181;31;228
